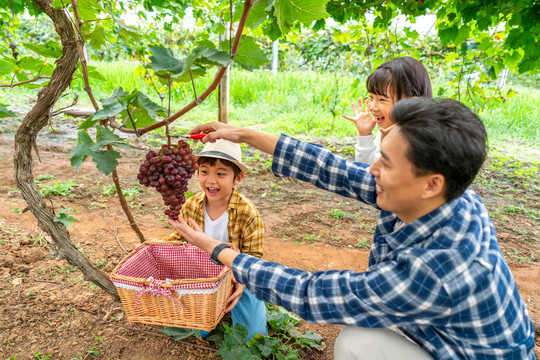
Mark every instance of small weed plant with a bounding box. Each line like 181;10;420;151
39;181;79;197
53;208;78;227
34;174;56;184
102;184;141;198
162;304;324;359
356;238;370;249
32;351;52;360
215;304;324;359
9;206;23;214
328;209;361;221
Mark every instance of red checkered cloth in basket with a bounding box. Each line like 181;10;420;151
111;243;229;292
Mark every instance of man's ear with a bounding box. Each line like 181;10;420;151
423;174;445;200
234;172;244;185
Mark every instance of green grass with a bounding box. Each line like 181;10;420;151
480;88;540;145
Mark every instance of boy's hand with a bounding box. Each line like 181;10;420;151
225;278;244;313
342;97;376;136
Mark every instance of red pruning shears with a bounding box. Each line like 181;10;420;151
177;133;208;140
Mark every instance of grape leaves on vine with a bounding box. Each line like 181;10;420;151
69;125;129;175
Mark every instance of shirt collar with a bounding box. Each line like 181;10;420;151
381;196;462;250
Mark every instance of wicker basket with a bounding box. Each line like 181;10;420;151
110;240;233;331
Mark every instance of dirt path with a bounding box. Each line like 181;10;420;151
0;122;538;359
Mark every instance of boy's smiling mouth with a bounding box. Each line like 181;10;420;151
207;187;220;195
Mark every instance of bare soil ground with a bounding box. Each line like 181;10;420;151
0;117;538;359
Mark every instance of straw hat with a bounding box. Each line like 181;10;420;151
197;139;249;174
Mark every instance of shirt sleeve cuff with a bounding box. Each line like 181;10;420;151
356;134;376;148
231;253;261;285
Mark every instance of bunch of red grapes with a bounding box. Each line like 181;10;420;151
137;140;198;220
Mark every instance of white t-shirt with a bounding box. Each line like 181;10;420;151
203;203;229;243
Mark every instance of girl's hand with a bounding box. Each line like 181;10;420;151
342;97;376;136
225;278;244;313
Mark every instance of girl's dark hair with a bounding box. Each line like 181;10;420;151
392;97;487;201
366;57;432;100
197;157;242;178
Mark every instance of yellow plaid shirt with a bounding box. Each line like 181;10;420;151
164;188;264;258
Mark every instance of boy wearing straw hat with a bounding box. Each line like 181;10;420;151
165;139;267;340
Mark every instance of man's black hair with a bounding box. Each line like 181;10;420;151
366;56;433;100
197;156;242;178
392;97;488;201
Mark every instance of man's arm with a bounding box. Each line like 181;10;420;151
190;121;279;156
171;214;452;328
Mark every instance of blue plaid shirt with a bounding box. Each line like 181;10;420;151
232;134;536;359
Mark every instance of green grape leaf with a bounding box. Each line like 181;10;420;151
76;0;102;21
91;101;126;121
161;327;200;340
220;36;269;71
195;39;216;49
22;40;62;59
17;56;44;72
274;0;329;33
184;46;232;69
455;25;469;45
94;125;130;150
148;46;187;78
266;0;276;12
263;18;283;41
503;49;524;70
486;66;497;79
518;58;535;74
69;131;94;171
506;88;517;99
121;91;167;129
78;115;100;130
83;25;108;50
91;149;123;175
255;337;280;356
40;63;55;77
234;0;268;29
69;126;127;175
86;65;107;81
51;0;65;8
0;105;16;118
0;58;16;75
288;329;325;349
87;88;129;122
438;25;459;46
16;70;29;82
215;324;260;359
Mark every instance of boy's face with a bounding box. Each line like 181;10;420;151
198;159;243;204
369;128;437;224
367;92;395;131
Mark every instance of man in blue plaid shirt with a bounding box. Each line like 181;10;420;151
170;98;536;359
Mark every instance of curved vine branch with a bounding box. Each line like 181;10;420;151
0;75;50;87
109;0;254;135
